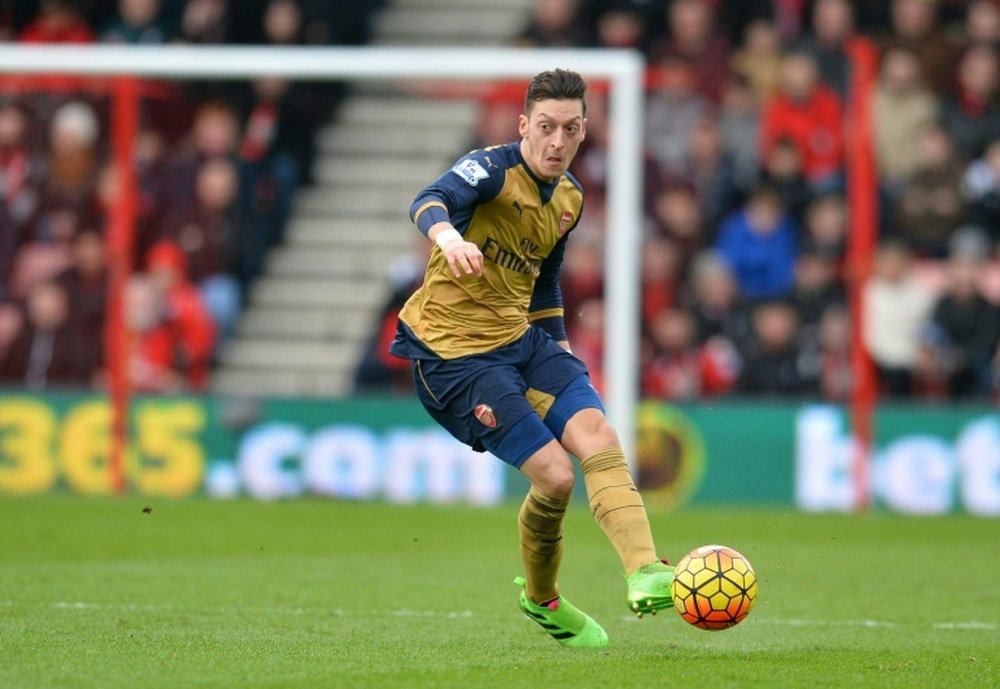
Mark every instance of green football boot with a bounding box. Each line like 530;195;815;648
513;577;609;648
626;559;675;618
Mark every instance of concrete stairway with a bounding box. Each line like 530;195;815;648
211;0;534;397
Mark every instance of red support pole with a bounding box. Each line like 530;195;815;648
105;76;139;495
844;39;880;512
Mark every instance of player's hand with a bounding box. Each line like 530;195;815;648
441;238;484;278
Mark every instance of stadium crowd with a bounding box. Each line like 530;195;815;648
0;0;998;404
0;0;380;391
451;0;999;404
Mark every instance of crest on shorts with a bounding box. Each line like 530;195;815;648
558;211;574;236
474;404;497;428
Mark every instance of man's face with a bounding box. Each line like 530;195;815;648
518;98;586;181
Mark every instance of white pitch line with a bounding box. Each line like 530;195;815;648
1;601;995;632
2;600;486;620
620;614;995;631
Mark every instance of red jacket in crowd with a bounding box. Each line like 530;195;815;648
760;84;844;184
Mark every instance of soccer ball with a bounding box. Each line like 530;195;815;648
671;544;757;630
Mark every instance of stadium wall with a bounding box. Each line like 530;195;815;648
0;393;996;517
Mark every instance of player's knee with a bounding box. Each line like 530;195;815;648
536;459;575;498
580;415;619;452
561;409;622;459
592;418;620;449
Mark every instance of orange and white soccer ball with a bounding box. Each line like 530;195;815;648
671;544;758;630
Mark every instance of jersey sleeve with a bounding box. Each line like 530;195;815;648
409;149;505;236
528;231;571;342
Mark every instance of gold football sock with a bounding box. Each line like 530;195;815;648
518;486;568;604
581;447;657;575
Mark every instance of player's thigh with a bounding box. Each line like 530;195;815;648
412;359;556;469
518;331;604;442
559;406;620;460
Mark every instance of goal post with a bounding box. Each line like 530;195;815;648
0;45;646;469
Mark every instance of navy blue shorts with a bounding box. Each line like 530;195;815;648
406;326;604;468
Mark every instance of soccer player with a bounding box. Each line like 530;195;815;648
390;69;674;648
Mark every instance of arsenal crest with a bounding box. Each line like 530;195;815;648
558;211;574;236
474;404;497;428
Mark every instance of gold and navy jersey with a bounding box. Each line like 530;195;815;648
391;142;583;360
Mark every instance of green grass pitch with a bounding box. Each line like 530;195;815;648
1;498;997;688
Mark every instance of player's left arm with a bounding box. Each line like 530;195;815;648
529;231;572;352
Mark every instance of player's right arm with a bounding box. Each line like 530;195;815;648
427;221;483;278
410;150;504;279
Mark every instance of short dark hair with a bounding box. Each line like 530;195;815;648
524;69;587;115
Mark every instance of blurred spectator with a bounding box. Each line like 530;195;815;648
730;18;783;103
814;303;852;401
718;75;761;193
567;296;605;393
650;182;705;265
178;0;230;44
17;1;95;43
159;157;242;342
560;231;604;332
101;0;171;43
962;0;1000;48
640;235;681;324
963;138;1000;244
683;116;741;231
594;4;645;51
893;122;966;256
42;101;100;212
772;0;809;43
7;237;74;300
162;99;241;211
146;239;216;385
259;0;304;44
759;49;844;191
236;78;319;283
0;300;25;364
941;43;1000;161
650;0;730;102
355;244;426;393
122;274;185;393
0;101;42;293
863;240;935;397
921;245;1000;398
685;250;751;348
0;280;98;389
800;0;859;99
883;0;955;95
294;0;378;46
802;192;847;268
56;229;106;349
758;135;811;223
645;55;710;178
792;246;844;342
737;299;816;395
872;46;940;193
516;0;588;47
715;184;797;301
643;307;702;399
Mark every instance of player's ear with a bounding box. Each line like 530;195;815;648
580;117;587;141
518;113;529;138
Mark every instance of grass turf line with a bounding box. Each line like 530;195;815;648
1;498;997;689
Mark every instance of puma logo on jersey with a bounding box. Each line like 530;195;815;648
512;200;524;219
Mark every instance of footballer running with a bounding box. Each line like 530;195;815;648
390;68;674;648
